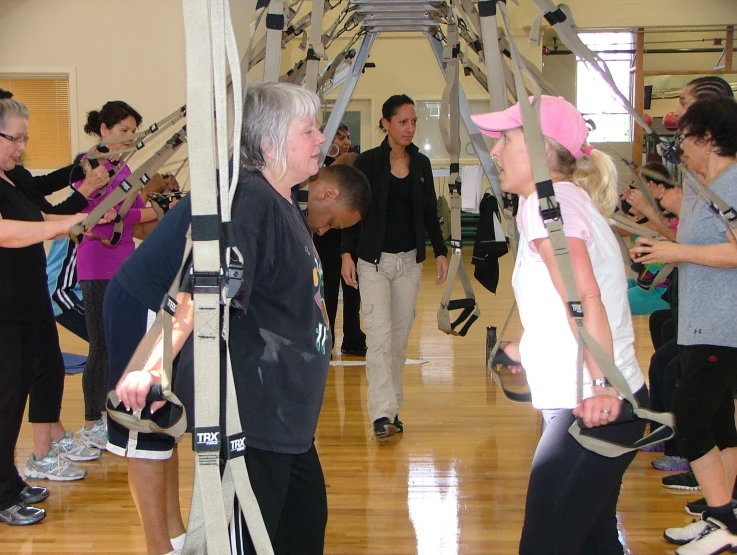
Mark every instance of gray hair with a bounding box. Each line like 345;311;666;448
0;98;29;129
241;82;320;180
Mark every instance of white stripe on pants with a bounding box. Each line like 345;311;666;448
357;251;422;423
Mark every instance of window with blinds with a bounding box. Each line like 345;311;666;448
0;75;71;169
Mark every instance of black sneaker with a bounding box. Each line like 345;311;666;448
373;417;397;439
0;503;46;526
393;415;403;433
686;498;737;517
663;470;700;491
19;485;49;505
341;345;367;357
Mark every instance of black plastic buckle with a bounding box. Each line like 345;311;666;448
225;432;247;460
266;13;284;30
540;205;561;223
543;8;567;25
119;179;133;193
226;263;244;299
192;426;221;452
192;271;221;294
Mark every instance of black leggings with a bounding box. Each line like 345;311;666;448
0;318;48;510
231;443;327;555
28;305;66;423
519;386;648;555
80;280;110;422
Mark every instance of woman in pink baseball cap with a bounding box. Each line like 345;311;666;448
472;96;648;555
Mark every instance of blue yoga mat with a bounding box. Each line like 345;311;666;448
63;353;87;375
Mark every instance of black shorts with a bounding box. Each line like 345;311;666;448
673;344;737;462
103;277;175;459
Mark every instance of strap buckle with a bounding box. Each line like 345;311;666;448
192;270;221;294
161;294;178;316
226;263;244;299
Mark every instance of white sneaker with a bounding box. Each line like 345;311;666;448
676;517;737;555
53;431;101;461
24;450;87;481
665;518;713;545
78;419;108;450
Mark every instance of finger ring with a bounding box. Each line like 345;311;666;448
601;408;610;414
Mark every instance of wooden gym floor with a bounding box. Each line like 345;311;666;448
3;252;691;554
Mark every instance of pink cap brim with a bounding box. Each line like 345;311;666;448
470;104;523;138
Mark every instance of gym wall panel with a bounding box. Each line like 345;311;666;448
0;0;186;161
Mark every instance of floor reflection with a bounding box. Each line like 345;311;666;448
408;455;460;555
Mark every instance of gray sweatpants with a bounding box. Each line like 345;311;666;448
357;251;422;423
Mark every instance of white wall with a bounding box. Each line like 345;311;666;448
0;0;186;158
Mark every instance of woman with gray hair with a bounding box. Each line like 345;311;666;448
0;96;97;526
115;82;365;554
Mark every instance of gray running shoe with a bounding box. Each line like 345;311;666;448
24;450;87;481
0;503;46;526
53;431;101;461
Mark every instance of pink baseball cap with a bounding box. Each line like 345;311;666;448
471;95;594;160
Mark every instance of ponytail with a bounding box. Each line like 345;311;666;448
547;138;618;217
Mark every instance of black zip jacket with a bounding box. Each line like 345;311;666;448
341;138;447;264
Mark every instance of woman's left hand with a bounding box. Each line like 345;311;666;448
435;255;449;286
629;236;681;264
572;390;622;428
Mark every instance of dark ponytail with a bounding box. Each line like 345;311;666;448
84;100;142;137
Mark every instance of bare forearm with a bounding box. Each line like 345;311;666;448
676;242;737;268
0;219;65;247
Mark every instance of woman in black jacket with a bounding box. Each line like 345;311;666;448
341;94;448;438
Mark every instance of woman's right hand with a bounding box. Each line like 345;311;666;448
341;254;358;289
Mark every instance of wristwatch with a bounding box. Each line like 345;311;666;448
592;377;612;388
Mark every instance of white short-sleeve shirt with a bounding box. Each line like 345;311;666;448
513;182;644;409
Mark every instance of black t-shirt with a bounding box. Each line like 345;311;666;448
115;194;192;311
0;175;48;322
184;171;331;454
382;173;416;253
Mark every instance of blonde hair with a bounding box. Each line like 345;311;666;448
546;138;619;217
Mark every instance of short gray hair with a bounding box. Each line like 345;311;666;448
0;98;29;129
241;82;320;180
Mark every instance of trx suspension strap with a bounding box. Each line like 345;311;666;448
303;0;327;92
182;0;231;551
495;1;674;457
437;19;480;337
183;1;273;553
106;237;192;439
263;0;285;82
610;212;675;291
71;127;188;245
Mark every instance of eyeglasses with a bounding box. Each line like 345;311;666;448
674;132;696;144
0;131;29;145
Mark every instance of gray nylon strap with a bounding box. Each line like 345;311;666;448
72;127;187;240
497;1;674;457
437;19;479;336
182;1;231;553
263;0;284;82
304;0;327;92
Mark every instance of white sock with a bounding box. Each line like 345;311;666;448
170;533;186;551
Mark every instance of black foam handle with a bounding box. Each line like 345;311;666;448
576;400;636;430
146;384;165;404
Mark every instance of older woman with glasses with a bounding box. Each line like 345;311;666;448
0;96;103;525
631;97;737;554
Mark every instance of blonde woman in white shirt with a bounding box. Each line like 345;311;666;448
472;96;647;555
